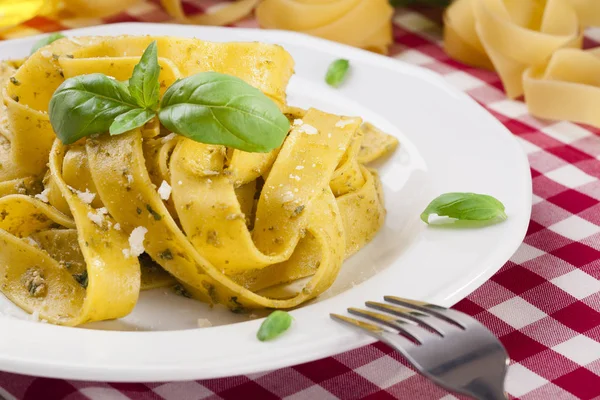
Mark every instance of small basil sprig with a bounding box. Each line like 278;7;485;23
48;41;290;153
421;193;507;226
128;41;160;110
31;33;65;55
325;59;350;88
257;310;293;341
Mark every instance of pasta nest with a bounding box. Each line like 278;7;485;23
0;36;397;325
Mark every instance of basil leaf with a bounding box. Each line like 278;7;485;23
421;193;507;225
49;73;138;144
129;41;160;110
257;311;293;341
158;72;290;153
109;108;156;136
325;59;350;88
31;32;66;55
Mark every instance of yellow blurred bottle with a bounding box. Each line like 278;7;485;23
0;0;48;28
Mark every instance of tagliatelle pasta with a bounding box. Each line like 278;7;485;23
0;35;398;325
523;48;600;128
444;0;581;99
443;0;600;128
256;0;394;54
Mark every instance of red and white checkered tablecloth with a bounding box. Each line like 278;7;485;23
1;1;600;399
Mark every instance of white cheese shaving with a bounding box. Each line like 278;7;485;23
161;133;177;143
128;226;148;257
197;318;212;328
34;188;50;203
87;211;104;226
113;223;121;231
335;119;355;128
40;50;52;58
76;188;96;204
282;191;295;202
97;207;108;215
293;119;303;126
24;237;39;247
126;174;134;185
158;180;172;201
298;124;318;135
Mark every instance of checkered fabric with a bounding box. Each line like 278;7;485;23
0;1;599;399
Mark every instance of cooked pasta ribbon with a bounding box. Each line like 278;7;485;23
256;0;394;54
444;0;582;99
0;35;397;324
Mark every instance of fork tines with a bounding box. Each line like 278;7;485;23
331;296;465;344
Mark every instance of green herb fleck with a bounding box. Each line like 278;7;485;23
159;249;173;260
325;59;350;88
174;284;192;298
257;311;293;341
73;271;88;288
9;77;20;86
146;204;161;220
136;207;142;215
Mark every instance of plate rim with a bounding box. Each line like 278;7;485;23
0;22;532;382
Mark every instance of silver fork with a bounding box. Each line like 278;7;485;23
331;296;508;400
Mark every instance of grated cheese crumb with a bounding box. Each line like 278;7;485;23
87;211;104;226
289;174;301;181
40;50;52;58
295;165;304;170
128;226;148;257
282;191;295;202
161;133;177;143
327;133;332;138
206;178;212;184
197;318;212;328
298;123;318;135
293;119;303;126
24;237;39;247
122;249;131;258
312;163;316;168
335;119;355;128
158;180;172;201
97;207;108;215
178;181;183;185
34;188;50;203
76;188;96;204
113;223;121;231
126;174;134;185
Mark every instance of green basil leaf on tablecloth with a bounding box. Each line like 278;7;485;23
421;192;507;225
158;71;290;152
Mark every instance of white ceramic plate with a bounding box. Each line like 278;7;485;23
0;23;531;382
